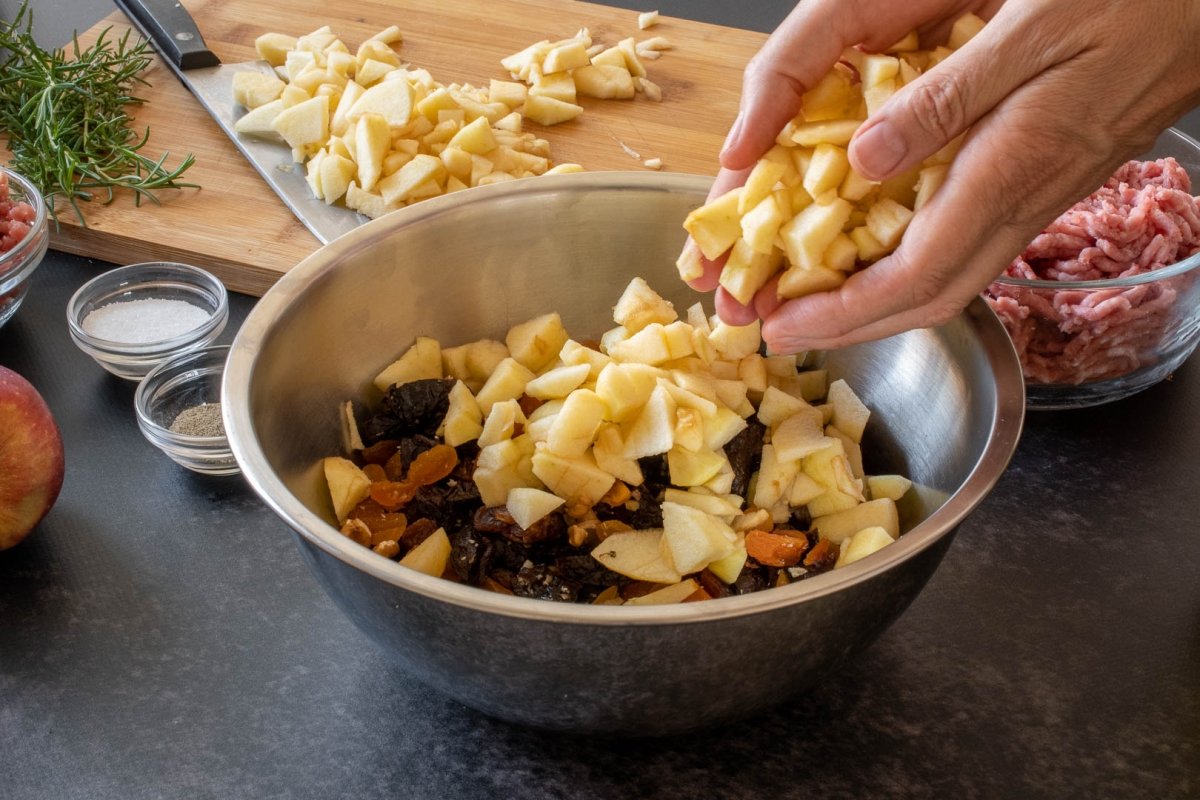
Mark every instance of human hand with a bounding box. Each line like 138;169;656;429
686;0;1200;354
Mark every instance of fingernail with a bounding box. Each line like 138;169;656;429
720;113;744;159
853;120;907;180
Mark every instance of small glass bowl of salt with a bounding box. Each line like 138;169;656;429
67;262;229;380
135;345;238;475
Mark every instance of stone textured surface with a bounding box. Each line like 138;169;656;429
2;1;1199;797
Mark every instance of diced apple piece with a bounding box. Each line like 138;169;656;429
621;383;676;459
752;443;800;509
803;143;851;199
506;312;569;372
558;339;612;381
824;424;865;479
823;232;859;272
914;164;950;212
524;363;591;399
667;445;727;487
591;529;681;584
547;389;608;457
595;362;661;422
662;488;742;519
532;447;615;508
399;527;451;575
625;579;700;605
255;32;297;66
347;79;413;126
790;119;861;147
739;160;789;215
523;94;584;126
378;153;446;205
757;385;812;428
323;456;371;523
850;225;889;263
612;277;677;333
573;64;636;99
827;378;871;442
865;197;914;250
800;67;859;121
834;526;895;568
233;98;285;139
373;336;442;392
738;194;786;256
318;153;356;204
542;40;591;73
607;323;672;366
442;380;484;446
447;116;498;155
592;424;644;486
867;474;913;502
813;497;900;543
708;319;760;360
478;398;526;448
779;196;852;271
788;471;824;506
706;537;748;584
704;406;748;450
660;501;737;574
948;12;987;49
776;264;846;300
682;187;744;260
505;487;566;530
474;357;535;416
233;71;286;109
772;407;832;461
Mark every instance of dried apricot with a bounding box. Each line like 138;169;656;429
745;529;810;567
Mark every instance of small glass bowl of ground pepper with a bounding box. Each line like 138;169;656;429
135;345;238;475
67;262;229;380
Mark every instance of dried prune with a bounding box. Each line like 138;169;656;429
472;505;565;545
450;526;493;583
789;505;813;533
375;378;455;439
602;486;662;530
511;563;578;603
408;481;480;532
732;567;769;595
724;419;765;498
553;553;621;588
638;454;671;490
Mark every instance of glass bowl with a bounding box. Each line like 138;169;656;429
0;165;50;330
66;262;229;380
134;345;239;476
984;127;1200;410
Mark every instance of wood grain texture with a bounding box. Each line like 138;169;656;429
35;0;765;295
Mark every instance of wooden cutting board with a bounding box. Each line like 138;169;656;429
39;0;766;296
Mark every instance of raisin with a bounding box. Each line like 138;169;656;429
400;518;439;550
732;567;768;595
370;479;417;510
698;569;732;599
407;444;458;486
450;526;493;584
360;439;400;465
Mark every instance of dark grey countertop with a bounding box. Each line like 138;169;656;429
2;3;1198;799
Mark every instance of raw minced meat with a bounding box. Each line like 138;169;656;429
985;157;1200;385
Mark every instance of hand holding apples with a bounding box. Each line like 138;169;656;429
0;365;65;550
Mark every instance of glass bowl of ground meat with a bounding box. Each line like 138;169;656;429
984;127;1200;410
0;166;50;331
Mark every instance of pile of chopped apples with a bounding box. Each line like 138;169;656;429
678;13;986;305
230;18;674;220
322;278;914;602
232;25;581;219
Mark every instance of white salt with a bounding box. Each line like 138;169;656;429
82;298;211;344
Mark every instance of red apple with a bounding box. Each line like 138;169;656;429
0;365;65;550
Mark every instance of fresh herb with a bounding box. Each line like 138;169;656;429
0;1;197;225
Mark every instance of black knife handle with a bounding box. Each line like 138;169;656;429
113;0;220;70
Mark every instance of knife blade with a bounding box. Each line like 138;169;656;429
113;0;364;245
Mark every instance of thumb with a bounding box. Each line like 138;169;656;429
848;14;1054;181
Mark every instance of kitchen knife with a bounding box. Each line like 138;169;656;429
113;0;364;245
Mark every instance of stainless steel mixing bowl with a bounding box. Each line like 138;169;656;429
223;172;1024;735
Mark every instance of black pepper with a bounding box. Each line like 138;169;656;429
169;402;224;437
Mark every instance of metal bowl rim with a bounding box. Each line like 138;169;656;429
223;171;1025;626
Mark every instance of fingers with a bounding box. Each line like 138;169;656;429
849;5;1073;181
759;58;1127;353
721;0;962;171
714;287;759;326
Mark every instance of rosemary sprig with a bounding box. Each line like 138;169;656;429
0;1;198;226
